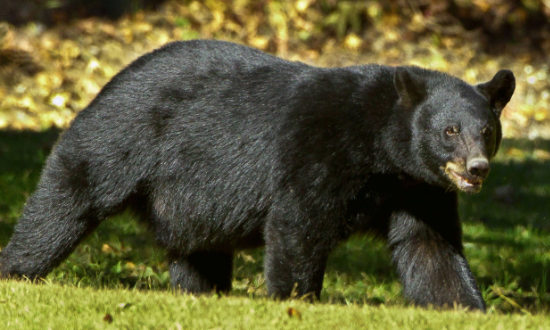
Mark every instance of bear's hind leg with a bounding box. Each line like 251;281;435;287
170;251;233;294
0;149;136;280
264;210;336;301
0;177;100;280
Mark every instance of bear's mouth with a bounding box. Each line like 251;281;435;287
444;162;483;193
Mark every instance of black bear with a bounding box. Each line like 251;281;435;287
0;40;515;311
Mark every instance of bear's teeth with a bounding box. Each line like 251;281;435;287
462;179;474;187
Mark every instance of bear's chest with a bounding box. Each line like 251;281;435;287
343;174;421;235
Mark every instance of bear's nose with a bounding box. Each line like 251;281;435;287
467;157;489;178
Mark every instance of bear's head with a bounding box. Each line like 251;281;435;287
393;67;515;193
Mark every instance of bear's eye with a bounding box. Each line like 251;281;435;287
445;125;460;136
481;126;492;137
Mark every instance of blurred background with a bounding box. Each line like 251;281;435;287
0;0;549;138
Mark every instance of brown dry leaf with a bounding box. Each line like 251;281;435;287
103;313;113;323
286;307;302;320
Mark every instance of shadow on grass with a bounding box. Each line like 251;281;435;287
459;138;550;311
0;130;548;310
0;128;60;242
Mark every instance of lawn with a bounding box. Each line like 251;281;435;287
2;281;549;329
0;129;549;328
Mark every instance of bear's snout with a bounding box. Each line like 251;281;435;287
466;157;489;179
444;160;485;193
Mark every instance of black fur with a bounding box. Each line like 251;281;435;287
0;40;515;310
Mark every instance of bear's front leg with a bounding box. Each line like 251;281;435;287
388;207;485;311
264;210;338;300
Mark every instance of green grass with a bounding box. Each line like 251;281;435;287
0;129;549;327
2;281;549;329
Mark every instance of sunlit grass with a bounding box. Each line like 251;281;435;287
3;280;549;329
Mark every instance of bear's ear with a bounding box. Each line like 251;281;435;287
393;67;427;108
476;70;515;118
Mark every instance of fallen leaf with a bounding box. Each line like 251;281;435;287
101;244;114;254
103;313;113;323
287;307;302;319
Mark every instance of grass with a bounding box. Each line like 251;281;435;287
2;281;549;329
0;129;549;327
